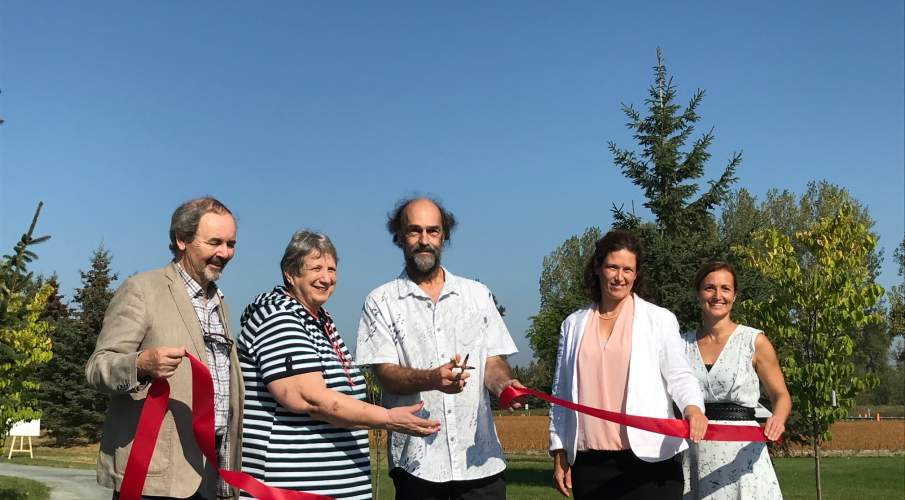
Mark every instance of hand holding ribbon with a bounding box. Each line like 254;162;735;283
499;385;767;442
119;353;333;500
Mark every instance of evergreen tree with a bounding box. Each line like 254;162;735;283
39;246;117;444
41;274;71;321
527;50;741;384
608;48;740;329
74;247;117;337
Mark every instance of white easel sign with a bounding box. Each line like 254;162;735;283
7;419;40;459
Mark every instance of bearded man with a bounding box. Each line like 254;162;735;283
356;197;525;500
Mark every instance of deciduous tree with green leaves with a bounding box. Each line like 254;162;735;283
526;227;601;392
733;203;883;500
720;181;892;405
0;203;54;442
888;239;905;355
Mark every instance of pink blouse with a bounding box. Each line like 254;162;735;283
576;297;634;451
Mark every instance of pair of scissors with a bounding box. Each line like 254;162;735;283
452;353;475;381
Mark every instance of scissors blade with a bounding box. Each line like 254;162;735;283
453;353;471;381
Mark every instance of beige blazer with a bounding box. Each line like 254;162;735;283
86;263;244;499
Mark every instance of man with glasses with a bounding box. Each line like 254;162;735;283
87;197;243;499
356;197;525;500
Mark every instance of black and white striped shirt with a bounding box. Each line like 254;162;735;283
238;287;371;499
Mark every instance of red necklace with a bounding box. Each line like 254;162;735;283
321;316;355;388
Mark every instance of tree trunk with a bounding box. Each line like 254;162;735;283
814;435;823;500
375;429;382;500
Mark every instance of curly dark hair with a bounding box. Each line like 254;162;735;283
693;261;737;291
386;197;457;248
583;229;647;303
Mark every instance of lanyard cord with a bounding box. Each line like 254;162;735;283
321;317;355;388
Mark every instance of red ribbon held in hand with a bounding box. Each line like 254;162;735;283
119;353;332;500
499;385;767;442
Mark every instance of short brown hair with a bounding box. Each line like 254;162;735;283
169;197;233;259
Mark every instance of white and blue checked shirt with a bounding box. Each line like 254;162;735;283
175;263;233;498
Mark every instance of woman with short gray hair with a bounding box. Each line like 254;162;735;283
238;229;440;499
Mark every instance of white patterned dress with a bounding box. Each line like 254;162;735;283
681;325;782;499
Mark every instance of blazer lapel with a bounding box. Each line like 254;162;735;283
165;263;207;362
570;307;592;403
627;294;652;412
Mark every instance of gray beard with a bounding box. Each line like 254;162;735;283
412;252;439;273
203;266;222;283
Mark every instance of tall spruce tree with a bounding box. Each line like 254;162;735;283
41;274;71;321
608;48;740;329
39;246;117;444
527;50;741;379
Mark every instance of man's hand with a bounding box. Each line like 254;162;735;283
383;401;442;436
552;449;572;497
684;405;709;443
500;379;529;411
432;355;470;394
137;346;187;380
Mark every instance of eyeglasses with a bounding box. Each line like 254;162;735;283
203;331;234;350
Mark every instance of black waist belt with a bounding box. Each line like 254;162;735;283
704;402;755;421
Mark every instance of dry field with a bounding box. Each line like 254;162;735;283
788;420;904;452
490;416;905;453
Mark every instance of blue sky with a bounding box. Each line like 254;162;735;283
2;1;903;367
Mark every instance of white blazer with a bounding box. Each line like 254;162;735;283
548;294;705;464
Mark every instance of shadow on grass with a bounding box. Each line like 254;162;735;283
504;455;553;488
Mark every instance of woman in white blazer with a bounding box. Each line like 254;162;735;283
549;230;708;499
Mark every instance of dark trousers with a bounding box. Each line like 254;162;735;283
390;468;506;500
571;450;683;500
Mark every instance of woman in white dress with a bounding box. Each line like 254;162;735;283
682;261;791;499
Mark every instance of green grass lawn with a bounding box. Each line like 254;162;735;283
4;443;901;499
371;453;905;500
0;475;50;500
774;456;905;500
1;441;96;470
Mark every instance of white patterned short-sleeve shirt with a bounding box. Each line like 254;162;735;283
355;268;518;483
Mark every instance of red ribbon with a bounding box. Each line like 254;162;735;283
119;353;333;500
500;386;767;442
